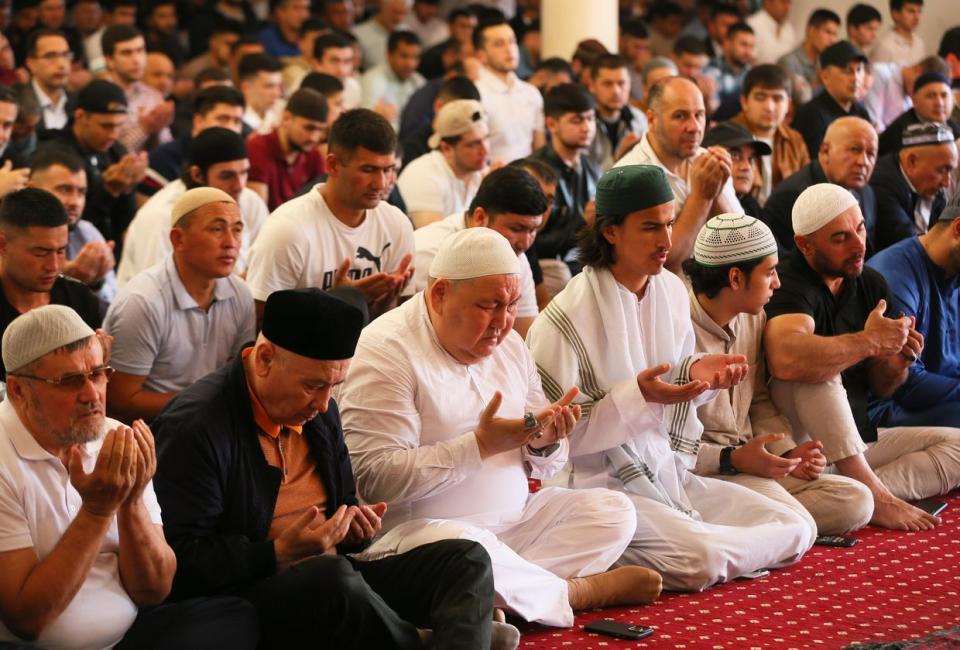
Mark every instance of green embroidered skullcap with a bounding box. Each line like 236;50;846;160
694;213;778;267
595;164;674;216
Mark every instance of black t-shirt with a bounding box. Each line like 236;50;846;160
0;276;103;380
765;251;887;443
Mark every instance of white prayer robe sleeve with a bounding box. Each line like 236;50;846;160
341;338;487;506
516;254;539;319
527;317;665;458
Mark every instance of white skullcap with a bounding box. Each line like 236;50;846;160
791;183;859;237
429;228;520;280
694;213;778;267
171;187;236;227
2;305;95;373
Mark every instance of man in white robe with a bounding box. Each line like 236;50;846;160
527;165;816;592
341;228;662;628
684;213;874;536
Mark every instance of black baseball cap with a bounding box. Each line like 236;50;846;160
702;122;772;156
77;80;128;115
819;41;868;69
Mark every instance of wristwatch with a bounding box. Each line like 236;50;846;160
527;442;561;457
719;446;739;475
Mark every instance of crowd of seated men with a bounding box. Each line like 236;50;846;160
1;0;960;647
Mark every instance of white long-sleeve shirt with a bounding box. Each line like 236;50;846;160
340;293;567;533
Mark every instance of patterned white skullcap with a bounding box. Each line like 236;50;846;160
429;228;520;280
2;305;95;374
694;213;778;267
791;183;859;237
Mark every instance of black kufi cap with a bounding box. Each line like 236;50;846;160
262;288;367;360
188;127;248;168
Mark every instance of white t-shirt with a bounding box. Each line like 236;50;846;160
412;212;538;318
245;184;415;301
117;180;269;287
397;151;483;221
0;401;163;649
475;66;544;163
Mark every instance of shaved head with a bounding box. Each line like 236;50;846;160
819;116;878;189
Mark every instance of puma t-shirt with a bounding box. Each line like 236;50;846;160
245;184;415;302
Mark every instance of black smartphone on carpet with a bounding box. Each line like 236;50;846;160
916;499;948;516
815;535;860;547
584;620;654;640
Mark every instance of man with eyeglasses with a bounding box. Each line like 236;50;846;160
104;187;255;424
0;304;259;648
18;28;75;136
0;188;101;381
701;122;771;221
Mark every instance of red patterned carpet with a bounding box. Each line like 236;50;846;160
517;491;960;649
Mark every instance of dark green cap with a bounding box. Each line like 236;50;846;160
595;165;674;216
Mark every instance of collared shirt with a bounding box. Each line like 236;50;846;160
870;29;926;66
765;250;888;443
104;255;256;393
31;78;67;130
241;348;327;542
613;132;743;217
68;219;118;304
474;65;544;163
360;63;426;131
245;184;415;302
246;129;325;211
777;46;818;86
243;102;284;136
747;9;798;64
397;150;482;220
0;401;162;648
117;179;268;286
411;212;539;319
118;80;172;154
340;293;563;533
866;237;960;420
689;288;795;475
900;161;934;233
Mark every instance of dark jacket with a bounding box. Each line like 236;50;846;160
15;82;77;135
792;91;872;159
870;152;948;252
530;145;600;267
877;108;960;157
762;160;878;256
152;351;363;600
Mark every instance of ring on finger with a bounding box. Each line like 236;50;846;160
523;412;538;429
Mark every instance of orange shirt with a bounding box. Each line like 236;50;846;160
243;349;328;541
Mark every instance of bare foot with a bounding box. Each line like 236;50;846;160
870;494;940;531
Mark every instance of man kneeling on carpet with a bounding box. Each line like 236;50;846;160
526;165;815;592
341;227;661;629
152;288;505;649
685;213;875;536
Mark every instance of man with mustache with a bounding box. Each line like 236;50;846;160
104;187;255;423
763;116;879;256
763;182;960;532
615;76;742;271
0;188;100;380
0;304;258;648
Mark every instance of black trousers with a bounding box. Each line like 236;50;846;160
115;596;259;649
0;596;257;650
242;539;494;650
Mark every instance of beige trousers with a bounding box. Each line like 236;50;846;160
715;472;874;536
771;376;960;501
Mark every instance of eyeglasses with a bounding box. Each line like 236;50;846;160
34;50;74;62
11;366;115;389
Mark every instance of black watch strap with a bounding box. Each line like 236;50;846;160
719;446;739;475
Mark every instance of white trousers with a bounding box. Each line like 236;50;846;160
771;377;960;500
616;473;815;592
357;487;636;628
